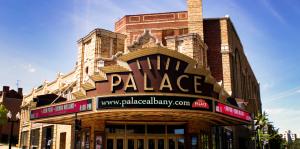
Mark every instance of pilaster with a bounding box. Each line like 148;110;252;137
187;0;204;39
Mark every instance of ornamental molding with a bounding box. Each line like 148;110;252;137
127;30;162;52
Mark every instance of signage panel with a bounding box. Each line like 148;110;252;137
215;102;252;121
97;95;212;111
30;99;92;119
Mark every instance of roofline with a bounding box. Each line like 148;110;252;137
203;17;229;20
123;10;187;17
77;28;126;43
115;11;188;25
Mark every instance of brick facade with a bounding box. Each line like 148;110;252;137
0;86;23;145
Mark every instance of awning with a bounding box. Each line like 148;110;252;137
33;94;67;107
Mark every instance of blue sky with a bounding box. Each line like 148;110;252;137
0;0;300;134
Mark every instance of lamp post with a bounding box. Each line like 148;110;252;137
6;111;20;149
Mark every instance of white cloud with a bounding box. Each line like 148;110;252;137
23;64;36;73
0;52;56;93
260;0;286;24
261;81;275;91
264;86;300;103
265;107;300;134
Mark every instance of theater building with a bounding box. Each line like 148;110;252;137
18;0;261;149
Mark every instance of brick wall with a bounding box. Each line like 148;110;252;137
225;19;261;114
203;20;223;82
115;11;188;49
203;18;261;114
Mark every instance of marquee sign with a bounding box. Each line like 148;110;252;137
215;102;252;121
30;99;92;120
85;53;222;100
97;95;212;111
29;48;252;124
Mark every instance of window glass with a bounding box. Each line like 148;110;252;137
147;125;165;134
169;138;175;149
158;139;165;149
21;131;29;148
105;125;125;134
178;138;185;149
117;139;123;149
167;125;185;134
148;139;155;149
127;125;145;134
191;136;198;149
137;139;144;149
107;139;113;149
30;129;40;147
127;139;134;149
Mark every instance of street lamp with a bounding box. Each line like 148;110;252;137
6;111;20;149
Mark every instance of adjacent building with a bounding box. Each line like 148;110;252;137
0;86;23;145
19;0;261;149
282;130;297;143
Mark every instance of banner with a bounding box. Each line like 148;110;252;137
215;102;252;121
30;99;92;119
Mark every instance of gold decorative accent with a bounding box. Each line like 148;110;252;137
147;57;152;70
165;57;170;70
213;83;222;93
204;74;215;85
157;55;161;70
176;61;180;71
136;60;141;70
119;47;196;65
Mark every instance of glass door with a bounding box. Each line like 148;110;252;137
127;137;145;149
106;137;125;149
116;138;124;149
105;124;185;149
147;137;165;149
168;136;185;149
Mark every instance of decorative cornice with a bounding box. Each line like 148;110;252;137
127;30;162;52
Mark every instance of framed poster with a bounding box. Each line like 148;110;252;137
95;132;103;149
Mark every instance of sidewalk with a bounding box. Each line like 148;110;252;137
0;143;18;149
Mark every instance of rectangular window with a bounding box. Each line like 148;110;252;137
21;131;29;148
167;125;185;134
107;139;113;149
147;125;165;134
148;139;155;149
117;139;123;149
191;136;198;149
59;132;66;149
105;125;125;134
127;125;145;134
30;129;40;148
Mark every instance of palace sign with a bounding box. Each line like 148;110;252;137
97;95;212;111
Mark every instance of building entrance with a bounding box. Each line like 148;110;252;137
105;123;185;149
